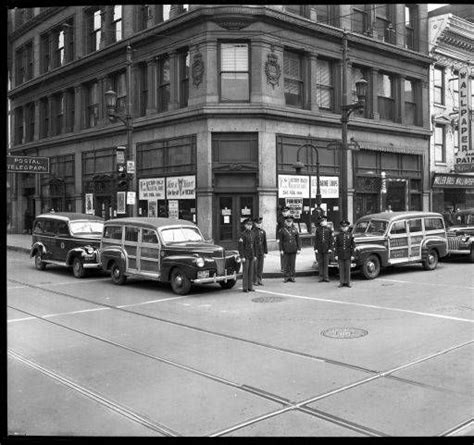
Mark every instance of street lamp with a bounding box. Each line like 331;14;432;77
105;45;136;216
293;143;322;228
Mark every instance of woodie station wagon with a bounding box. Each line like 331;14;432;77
99;217;241;295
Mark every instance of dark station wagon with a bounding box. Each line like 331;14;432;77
99;217;241;295
329;211;448;279
446;208;474;262
30;212;104;277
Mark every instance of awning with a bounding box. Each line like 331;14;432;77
432;173;474;188
358;141;424;155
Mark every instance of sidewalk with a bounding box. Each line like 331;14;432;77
7;234;318;278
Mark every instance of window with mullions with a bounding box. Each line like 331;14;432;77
179;50;190;108
40;98;49;138
138;63;148;116
375;4;394;43
157;55;170;112
25;102;35;143
433;66;444;105
112;5;122;42
14;107;24;145
284;50;304;108
434;125;446;163
352;5;368;34
85;81;99;128
404;79;417;125
220;43;249;102
53;92;65;136
405;5;416;50
377;72;395;121
40;33;50;73
53;29;65;68
314;5;336;26
316;58;334;111
15;47;25;86
65;88;75;133
450;71;459;108
86;8;102;53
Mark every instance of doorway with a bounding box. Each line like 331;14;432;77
386;180;407;211
215;195;256;249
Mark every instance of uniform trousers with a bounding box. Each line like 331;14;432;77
338;259;352;285
283;253;297;279
242;258;255;291
317;252;330;281
254;255;264;283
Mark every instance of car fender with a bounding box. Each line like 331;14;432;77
65;247;96;266
354;245;389;267
99;246;126;271
422;237;448;258
161;256;198;281
30;241;46;258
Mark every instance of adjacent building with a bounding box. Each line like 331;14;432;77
428;6;474;213
8;4;432;247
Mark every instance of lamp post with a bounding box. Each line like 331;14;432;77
293;143;322;229
105;45;136;216
340;37;368;222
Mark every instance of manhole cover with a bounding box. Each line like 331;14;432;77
321;327;368;339
252;296;285;303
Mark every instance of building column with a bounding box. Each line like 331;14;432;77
100;7;108;49
98;75;107;124
73;85;82;131
74;151;83;212
168;50;179;111
146;58;157;114
196;129;213;240
205;40;218;104
33;100;40;140
309;53;320;113
370;68;380;120
421;78;430;128
47;95;54;137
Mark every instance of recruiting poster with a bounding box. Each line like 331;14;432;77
166;176;196;199
311;176;339;198
148;200;158;217
139;178;165;200
169;200;179;219
285;198;303;219
117;192;126;214
278;175;309;198
85;194;94;215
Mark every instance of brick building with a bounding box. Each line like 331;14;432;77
8;4;432;247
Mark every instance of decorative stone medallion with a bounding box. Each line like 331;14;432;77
265;51;281;89
192;51;204;88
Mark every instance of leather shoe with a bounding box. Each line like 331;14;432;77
289;278;295;282
338;284;344;288
283;278;289;282
249;288;255;292
345;284;352;288
318;279;324;282
243;290;249;293
323;279;330;283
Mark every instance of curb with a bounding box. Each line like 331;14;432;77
7;246;30;254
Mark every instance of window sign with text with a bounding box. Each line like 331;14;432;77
278;175;310;198
311;176;339;198
139;178;165;200
166;175;196;199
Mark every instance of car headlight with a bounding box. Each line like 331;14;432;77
234;254;241;263
195;257;205;268
85;246;94;254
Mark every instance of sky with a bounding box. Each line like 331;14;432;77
427;4;449;12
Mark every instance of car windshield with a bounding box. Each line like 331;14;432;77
69;221;104;235
160;226;203;244
353;219;388;236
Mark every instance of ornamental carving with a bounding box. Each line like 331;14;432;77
192;50;204;88
265;51;281;89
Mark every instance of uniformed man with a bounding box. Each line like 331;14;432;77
279;215;301;283
334;219;356;288
252;216;268;286
238;218;256;293
314;214;334;282
276;206;290;272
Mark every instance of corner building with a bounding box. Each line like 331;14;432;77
8;5;432;248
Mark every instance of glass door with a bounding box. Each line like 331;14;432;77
216;195;255;248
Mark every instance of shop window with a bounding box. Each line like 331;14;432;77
112;5;122;42
375;4;394;43
316;58;334;111
404;79;417;125
433;67;444;105
179;50;190;108
434;125;446;163
352;5;368;34
220;43;249;102
284;50;305;108
377;72;395;121
85;81;99;128
157;55;170;112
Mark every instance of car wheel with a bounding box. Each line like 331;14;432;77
34;252;46;271
219;279;236;290
361;254;380;279
469;247;474;263
72;257;86;278
170;268;191;295
111;261;127;285
423;248;439;270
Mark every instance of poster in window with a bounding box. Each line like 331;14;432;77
148;199;158;218
169;200;179;219
85;193;94;215
117;191;126;214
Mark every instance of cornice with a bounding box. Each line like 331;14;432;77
439;30;474;52
9;8;67;42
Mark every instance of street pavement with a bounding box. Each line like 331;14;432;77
6;233;318;278
6;248;474;437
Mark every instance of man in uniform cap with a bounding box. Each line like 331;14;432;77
313;214;334;282
334;219;355;288
238;218;257;292
276;206;291;272
278;214;301;282
252;216;268;286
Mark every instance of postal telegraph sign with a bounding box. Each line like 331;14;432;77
7;156;50;173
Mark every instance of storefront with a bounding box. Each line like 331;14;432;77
431;173;474;212
40;154;75;213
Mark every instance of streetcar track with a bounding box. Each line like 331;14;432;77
440;418;474;436
8;278;473;436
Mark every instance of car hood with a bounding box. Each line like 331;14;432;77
163;242;227;257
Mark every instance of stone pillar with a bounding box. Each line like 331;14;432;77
394;4;405;48
47;95;54;137
204;40;218;104
100;7;108;49
168;50;179;111
98;75;107;124
421;78;430;129
370;68;380;120
310;53;320;112
188;41;207;107
400;76;407;125
196;129;213;241
73;85;82;131
74;151;83;212
33;100;40;140
75;7;84;59
394;75;402;124
146;58;157;114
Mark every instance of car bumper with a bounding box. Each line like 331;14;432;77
192;271;238;284
83;262;101;269
448;249;471;255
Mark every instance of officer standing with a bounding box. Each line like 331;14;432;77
276;206;290;272
238;218;256;293
314;214;334;282
279;215;301;283
334;219;355;288
252;217;267;286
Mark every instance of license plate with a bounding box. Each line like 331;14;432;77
197;270;209;279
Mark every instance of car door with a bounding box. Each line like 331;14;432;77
407;218;423;260
124;226;139;273
138;228;161;278
41;219;56;260
55;220;70;262
388;220;409;263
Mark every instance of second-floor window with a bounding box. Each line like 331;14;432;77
284;50;304;108
404;79;417;125
40;98;49;138
434;125;445;163
25;102;35;142
220;43;249;102
377;72;395;121
53;92;64;136
108;71;127;112
112;5;123;42
157;55;170;112
352;66;369;117
316;58;334;111
14;107;24;145
434;67;445;105
85;81;99;128
179;50;190;108
352;5;368;34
